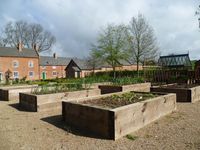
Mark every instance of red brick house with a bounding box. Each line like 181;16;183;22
39;54;72;80
39;54;83;79
0;45;144;81
0;44;39;82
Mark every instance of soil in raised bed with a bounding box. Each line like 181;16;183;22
80;92;159;109
159;84;200;89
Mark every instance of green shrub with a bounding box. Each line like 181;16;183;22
21;76;27;83
93;70;144;78
111;77;144;86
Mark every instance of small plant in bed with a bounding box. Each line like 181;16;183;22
81;92;158;109
31;83;84;95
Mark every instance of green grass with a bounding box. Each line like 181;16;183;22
126;134;138;141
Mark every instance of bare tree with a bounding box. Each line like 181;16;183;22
0;20;56;52
0;31;4;47
92;24;129;78
128;14;159;73
196;5;200;28
27;23;56;51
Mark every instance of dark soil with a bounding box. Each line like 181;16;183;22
80;92;158;109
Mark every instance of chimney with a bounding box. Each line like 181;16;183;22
53;53;57;59
17;42;23;52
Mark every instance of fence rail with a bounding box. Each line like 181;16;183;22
144;69;196;84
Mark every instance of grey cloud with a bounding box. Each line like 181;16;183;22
0;0;200;59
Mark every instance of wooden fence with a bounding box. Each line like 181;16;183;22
144;69;196;84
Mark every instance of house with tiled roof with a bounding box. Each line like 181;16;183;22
0;43;89;81
39;54;83;79
39;54;73;79
71;58;143;78
0;44;80;81
0;43;144;81
0;43;39;81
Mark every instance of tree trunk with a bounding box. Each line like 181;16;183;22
92;66;95;76
137;59;139;77
113;67;116;79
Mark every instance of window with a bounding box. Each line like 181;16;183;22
13;71;19;79
42;66;46;69
29;71;34;77
28;61;34;68
52;66;56;69
52;71;57;76
13;60;19;68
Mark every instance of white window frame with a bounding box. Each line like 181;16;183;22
42;66;46;69
28;61;34;68
13;71;19;79
52;71;57;76
29;71;34;78
52;66;56;69
13;60;19;68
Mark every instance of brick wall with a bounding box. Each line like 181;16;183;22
80;64;143;78
0;56;39;81
39;65;66;80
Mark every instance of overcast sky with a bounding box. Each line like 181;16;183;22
0;0;200;60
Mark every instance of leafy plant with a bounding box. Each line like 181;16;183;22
104;92;157;104
31;83;84;95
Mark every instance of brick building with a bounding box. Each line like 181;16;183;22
0;45;39;82
73;58;143;78
39;54;72;79
0;45;143;81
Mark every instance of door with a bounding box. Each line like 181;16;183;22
75;71;81;78
42;72;46;80
0;73;3;81
77;71;80;78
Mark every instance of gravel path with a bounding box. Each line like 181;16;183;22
0;100;200;150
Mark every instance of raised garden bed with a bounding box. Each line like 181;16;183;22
19;89;101;112
98;82;151;94
151;84;200;103
62;91;176;140
0;85;38;101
